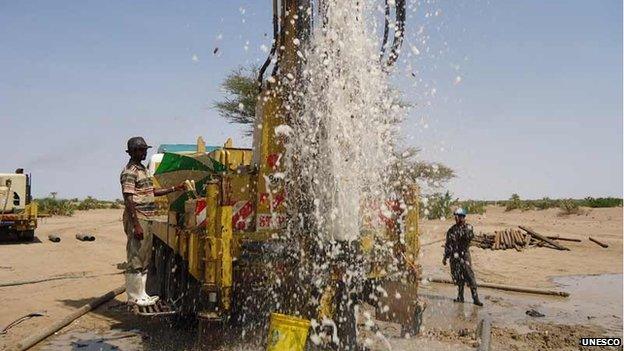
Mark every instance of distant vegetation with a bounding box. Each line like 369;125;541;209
36;198;76;216
36;195;123;216
502;194;622;213
420;192;621;220
420;192;487;220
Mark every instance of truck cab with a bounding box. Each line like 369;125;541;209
0;169;37;241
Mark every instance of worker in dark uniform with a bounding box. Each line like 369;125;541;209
443;208;483;306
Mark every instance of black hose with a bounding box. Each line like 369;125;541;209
379;0;390;61
258;0;280;92
386;0;406;67
272;0;288;77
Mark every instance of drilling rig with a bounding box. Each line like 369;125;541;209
144;0;421;348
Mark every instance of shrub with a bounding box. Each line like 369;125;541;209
558;199;583;216
505;194;532;211
533;197;559;210
76;196;109;210
36;198;76;216
458;200;487;215
582;197;623;208
421;191;455;220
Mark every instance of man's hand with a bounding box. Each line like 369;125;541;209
133;223;144;240
442;258;447;266
154;182;186;197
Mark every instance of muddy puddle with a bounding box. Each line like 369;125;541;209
421;273;623;335
38;274;622;350
38;330;144;351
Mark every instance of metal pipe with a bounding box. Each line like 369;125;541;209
428;277;570;297
15;286;125;351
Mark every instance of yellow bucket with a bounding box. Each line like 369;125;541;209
266;313;311;351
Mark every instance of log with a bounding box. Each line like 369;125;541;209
516;230;524;244
546;236;582;243
524;233;531;247
588;237;608;248
519;226;570;251
513;233;522;251
493;232;500;250
48;234;61;243
504;230;512;249
477;317;492;351
513;230;521;245
427;277;569;297
15;285;125;351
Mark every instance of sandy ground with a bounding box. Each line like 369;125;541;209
420;205;623;288
0;206;621;350
0;209;126;350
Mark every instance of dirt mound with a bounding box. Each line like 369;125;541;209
492;323;608;351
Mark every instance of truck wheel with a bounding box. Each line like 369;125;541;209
18;230;35;242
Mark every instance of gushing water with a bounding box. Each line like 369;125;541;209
287;0;404;244
278;2;409;347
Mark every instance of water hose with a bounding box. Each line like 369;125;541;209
379;0;390;60
386;0;406;67
258;0;281;92
379;0;406;67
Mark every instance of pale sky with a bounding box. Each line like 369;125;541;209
0;1;621;200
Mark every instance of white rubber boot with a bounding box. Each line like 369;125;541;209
140;272;159;305
125;273;151;307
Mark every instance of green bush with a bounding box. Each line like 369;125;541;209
504;194;532;211
457;200;487;215
558;199;583;216
37;196;122;215
76;196;109;210
421;191;455;220
582;197;623;208
36;198;76;216
533;197;559;210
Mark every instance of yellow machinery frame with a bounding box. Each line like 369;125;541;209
145;0;422;344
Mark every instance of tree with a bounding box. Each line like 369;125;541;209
213;66;259;136
214;66;455;189
393;147;455;190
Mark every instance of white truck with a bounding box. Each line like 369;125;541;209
0;169;37;241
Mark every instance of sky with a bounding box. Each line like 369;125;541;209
0;0;621;200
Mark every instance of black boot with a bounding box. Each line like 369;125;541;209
454;284;464;303
471;287;483;306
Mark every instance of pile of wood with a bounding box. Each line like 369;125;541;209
472;226;571;251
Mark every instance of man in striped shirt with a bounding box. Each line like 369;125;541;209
121;136;184;306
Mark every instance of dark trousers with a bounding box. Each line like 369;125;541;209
450;258;478;300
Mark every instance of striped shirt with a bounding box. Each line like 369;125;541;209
120;161;156;218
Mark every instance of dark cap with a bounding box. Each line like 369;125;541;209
126;137;152;151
